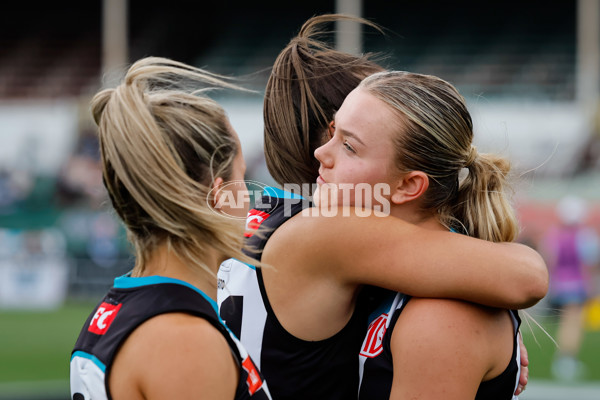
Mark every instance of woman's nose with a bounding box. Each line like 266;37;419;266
314;141;332;168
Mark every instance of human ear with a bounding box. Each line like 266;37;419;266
390;171;429;205
211;177;225;207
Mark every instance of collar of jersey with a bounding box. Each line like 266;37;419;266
263;186;305;199
114;274;218;314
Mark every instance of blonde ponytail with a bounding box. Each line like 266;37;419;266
92;57;256;277
360;71;519;243
452;152;519;242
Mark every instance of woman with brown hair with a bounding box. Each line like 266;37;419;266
218;15;544;400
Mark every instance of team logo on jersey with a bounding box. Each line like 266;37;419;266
244;210;271;237
88;302;122;335
360;313;389;358
241;356;263;395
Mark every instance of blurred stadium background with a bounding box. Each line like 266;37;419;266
0;0;599;399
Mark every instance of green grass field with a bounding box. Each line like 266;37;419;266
0;302;599;398
0;302;96;383
0;301;96;399
521;311;600;381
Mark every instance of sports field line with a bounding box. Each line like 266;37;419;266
1;378;600;399
521;379;600;400
0;379;68;400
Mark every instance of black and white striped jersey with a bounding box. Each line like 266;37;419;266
218;187;370;400
71;275;272;400
358;292;522;400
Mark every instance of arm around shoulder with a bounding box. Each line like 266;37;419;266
496;241;549;307
269;209;548;309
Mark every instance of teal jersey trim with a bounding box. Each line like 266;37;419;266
231;258;257;270
71;351;106;373
263;186;305;200
113;275;219;315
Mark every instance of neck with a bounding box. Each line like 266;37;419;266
390;203;446;232
137;243;220;301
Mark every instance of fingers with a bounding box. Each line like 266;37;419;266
515;365;529;395
515;332;529;395
519;332;530;366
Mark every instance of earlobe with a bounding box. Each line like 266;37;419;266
212;177;224;207
390;171;429;205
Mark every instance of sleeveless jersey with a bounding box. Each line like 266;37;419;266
358;292;521;400
243;186;310;261
71;275;272;400
218;187;371;400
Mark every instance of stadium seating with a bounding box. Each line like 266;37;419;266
0;1;576;101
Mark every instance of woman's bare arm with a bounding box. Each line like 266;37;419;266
267;208;547;309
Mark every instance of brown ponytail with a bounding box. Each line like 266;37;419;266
263;14;385;186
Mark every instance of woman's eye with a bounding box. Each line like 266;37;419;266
343;141;356;153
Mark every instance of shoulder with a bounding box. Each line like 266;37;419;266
130;312;234;366
390;298;513;375
401;297;496;318
261;208;321;266
110;312;238;398
395;298;502;337
264;207;392;260
388;299;502;399
261;208;351;279
391;298;505;360
133;312;230;347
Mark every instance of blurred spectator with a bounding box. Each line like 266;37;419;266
541;195;600;381
86;213;121;268
55;129;105;208
0;168;34;212
0;228;69;310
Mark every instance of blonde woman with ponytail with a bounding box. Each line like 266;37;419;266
218;14;542;400
306;70;526;399
70;57;271;400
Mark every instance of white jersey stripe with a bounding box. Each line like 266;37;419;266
218;258;268;369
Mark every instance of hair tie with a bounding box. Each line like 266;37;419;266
465;145;478;168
